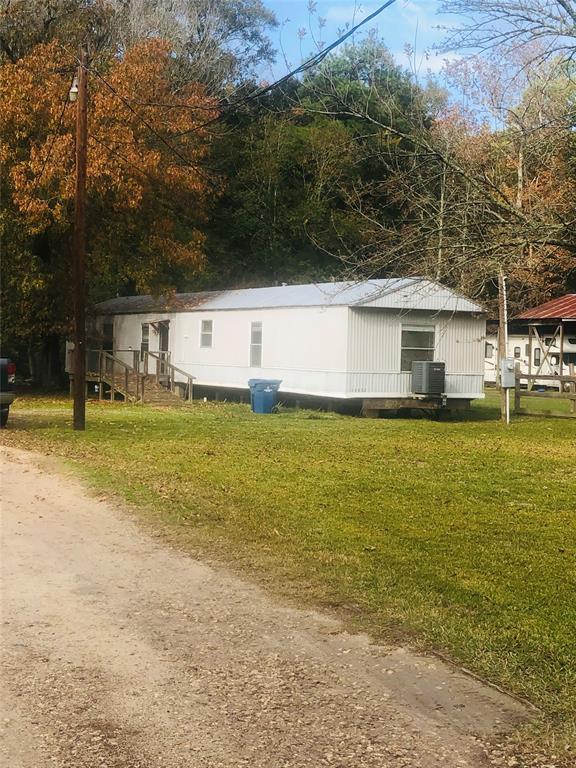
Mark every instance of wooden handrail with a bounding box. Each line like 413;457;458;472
84;349;145;403
146;351;195;401
515;372;576;383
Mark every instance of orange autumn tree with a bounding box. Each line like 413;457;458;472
0;39;218;371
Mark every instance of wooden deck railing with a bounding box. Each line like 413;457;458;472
68;348;195;403
514;368;576;418
146;351;194;401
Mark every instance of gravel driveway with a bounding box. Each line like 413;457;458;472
0;447;529;767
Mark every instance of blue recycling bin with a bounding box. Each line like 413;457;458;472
248;379;282;414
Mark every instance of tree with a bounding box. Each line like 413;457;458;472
1;1;277;91
109;0;277;92
296;38;576;314
201;39;431;288
0;39;217;382
0;0;114;63
440;1;576;63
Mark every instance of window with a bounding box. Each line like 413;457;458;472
534;348;541;366
200;319;213;348
141;323;149;359
401;325;435;372
103;322;114;352
485;342;494;359
514;346;521;358
250;321;262;367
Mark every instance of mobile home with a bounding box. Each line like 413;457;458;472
91;278;486;412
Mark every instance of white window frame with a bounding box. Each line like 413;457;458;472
200;319;213;348
250;321;262;367
400;324;435;372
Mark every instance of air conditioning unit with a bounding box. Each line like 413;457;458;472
412;361;445;395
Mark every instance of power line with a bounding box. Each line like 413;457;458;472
85;64;215;182
55;41;214;181
61;0;398;184
118;1;398;118
25;84;71;206
89;133;214;230
173;0;399;139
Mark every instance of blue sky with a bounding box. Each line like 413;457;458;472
262;1;462;82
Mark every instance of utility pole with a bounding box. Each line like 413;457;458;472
71;47;88;430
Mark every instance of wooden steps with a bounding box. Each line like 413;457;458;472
104;373;184;405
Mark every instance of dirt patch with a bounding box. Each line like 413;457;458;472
1;446;530;767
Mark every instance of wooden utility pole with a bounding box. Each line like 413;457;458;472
72;47;88;431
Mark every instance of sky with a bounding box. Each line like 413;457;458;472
261;1;462;82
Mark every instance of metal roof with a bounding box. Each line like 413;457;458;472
516;294;576;321
96;278;484;316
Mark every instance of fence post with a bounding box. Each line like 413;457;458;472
110;357;115;402
125;366;129;402
570;364;575;415
514;365;521;414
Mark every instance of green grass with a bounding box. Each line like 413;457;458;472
484;386;575;416
3;393;575;755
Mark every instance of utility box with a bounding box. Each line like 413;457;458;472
500;357;516;388
412;361;445;395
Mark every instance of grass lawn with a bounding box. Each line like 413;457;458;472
2;393;575;756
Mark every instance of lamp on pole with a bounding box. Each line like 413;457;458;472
70;48;88;430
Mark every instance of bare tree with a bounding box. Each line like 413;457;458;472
300;45;576;314
108;0;277;92
439;1;576;62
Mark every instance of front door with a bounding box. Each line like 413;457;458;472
158;321;170;376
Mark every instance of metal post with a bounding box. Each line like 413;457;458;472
498;270;509;422
72;47;88;430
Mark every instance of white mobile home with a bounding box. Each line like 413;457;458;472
484;332;567;384
92;278;486;411
484;294;576;387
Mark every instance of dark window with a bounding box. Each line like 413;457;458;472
103;322;114;352
200;319;213;348
250;322;262;367
514;346;521;358
141;323;149;360
401;325;435;372
485;342;494;359
534;348;541;366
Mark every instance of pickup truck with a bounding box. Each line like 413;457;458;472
0;358;16;427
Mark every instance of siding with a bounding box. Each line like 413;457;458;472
101;305;485;399
346;309;485;397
